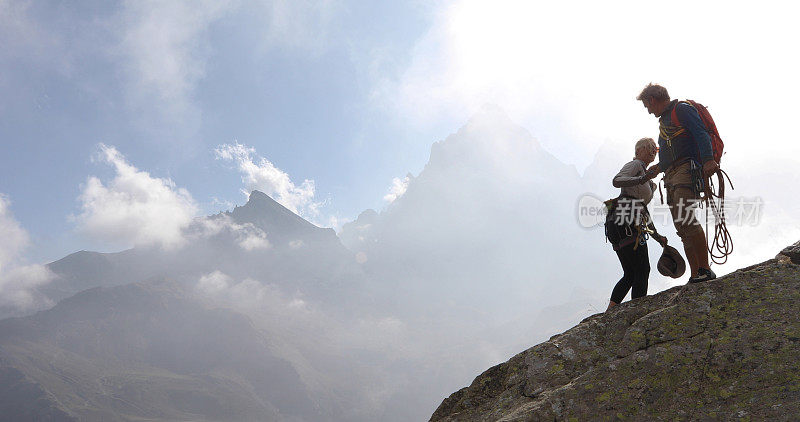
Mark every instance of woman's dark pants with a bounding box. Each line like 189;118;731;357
611;241;650;303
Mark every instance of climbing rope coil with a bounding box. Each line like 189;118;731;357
702;168;734;265
656;166;735;265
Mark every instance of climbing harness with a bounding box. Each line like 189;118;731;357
604;196;655;252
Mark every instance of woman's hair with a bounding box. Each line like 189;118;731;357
635;137;656;156
636;83;670;102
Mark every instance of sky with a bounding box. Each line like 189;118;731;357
2;0;799;267
2;2;800;419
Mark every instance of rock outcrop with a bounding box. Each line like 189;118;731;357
778;240;800;265
431;246;800;421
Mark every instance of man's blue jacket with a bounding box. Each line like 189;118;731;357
657;100;714;171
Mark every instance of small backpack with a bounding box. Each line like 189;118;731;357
670;100;724;164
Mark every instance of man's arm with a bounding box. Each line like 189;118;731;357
645;163;661;179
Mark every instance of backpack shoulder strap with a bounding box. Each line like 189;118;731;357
670;100;696;127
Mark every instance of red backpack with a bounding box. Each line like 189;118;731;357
670;100;724;164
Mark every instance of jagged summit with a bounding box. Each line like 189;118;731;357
32;189;346;320
228;190;330;242
430;242;800;421
237;190;317;227
424;105;546;174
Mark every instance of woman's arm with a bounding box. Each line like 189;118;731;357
647;221;667;246
613;160;647;188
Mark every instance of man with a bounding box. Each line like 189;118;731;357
637;83;718;283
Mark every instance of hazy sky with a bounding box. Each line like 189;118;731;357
2;4;800;419
2;0;799;266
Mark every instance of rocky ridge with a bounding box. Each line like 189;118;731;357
431;243;800;421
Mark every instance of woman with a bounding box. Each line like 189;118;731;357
605;137;667;310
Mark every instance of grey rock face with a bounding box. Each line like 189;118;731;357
778;241;800;264
431;242;800;421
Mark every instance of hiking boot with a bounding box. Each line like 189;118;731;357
688;268;716;284
700;267;717;280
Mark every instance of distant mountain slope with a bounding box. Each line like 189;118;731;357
2;109;726;422
0;279;328;422
430;244;800;421
35;190;363;319
338;106;603;321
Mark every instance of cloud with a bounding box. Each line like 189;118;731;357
326;215;342;232
75;144;276;252
0;0;52;62
117;0;234;121
0;194;29;271
0;264;55;312
194;272;322;337
187;214;271;251
237;227;270;251
76;144;199;250
256;0;339;54
383;175;411;203
215;142;322;219
116;0;340;125
385;1;800;170
193;271;413;359
0;194;55;312
197;270;232;295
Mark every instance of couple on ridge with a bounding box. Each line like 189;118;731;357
605;83;721;310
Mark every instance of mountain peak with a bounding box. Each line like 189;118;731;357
229;190;333;243
245;189;277;206
238;190;306;222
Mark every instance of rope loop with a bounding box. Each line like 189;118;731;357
703;168;734;265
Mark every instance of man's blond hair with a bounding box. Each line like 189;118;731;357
637;83;670;102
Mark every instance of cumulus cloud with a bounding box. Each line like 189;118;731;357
187;214;271;251
76;144;199;250
383;175;411;203
0;194;55;313
197;270;232;295
215;142;322;218
238;229;270;251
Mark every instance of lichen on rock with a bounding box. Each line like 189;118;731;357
431;241;800;421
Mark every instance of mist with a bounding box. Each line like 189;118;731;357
1;101;796;421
